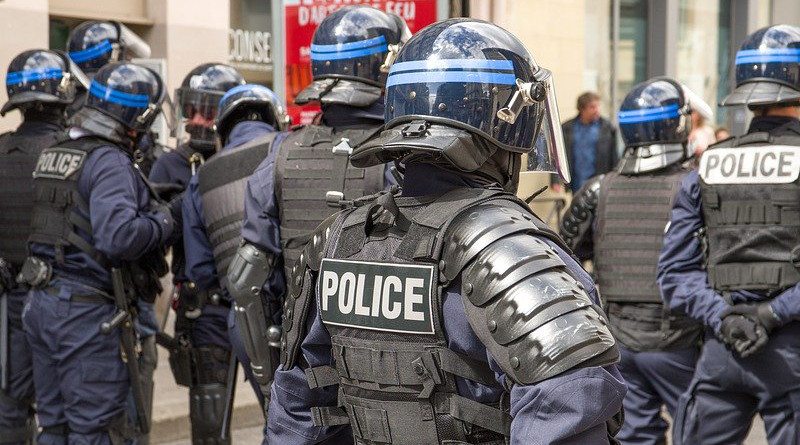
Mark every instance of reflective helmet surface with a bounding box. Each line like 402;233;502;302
295;5;410;106
618;78;688;147
722;24;800;107
86;62;164;131
215;84;288;139
175;63;245;148
67;21;151;77
67;21;121;75
383;19;567;177
2;49;89;116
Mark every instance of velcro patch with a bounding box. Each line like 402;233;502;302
699;145;800;184
33;147;87;180
318;258;435;335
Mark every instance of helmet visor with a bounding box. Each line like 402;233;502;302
119;23;151;59
174;87;221;145
513;71;570;183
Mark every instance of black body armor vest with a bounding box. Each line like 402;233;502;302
198;134;274;289
699;133;800;293
29;136;110;267
282;188;618;444
274;125;384;278
0;129;62;266
594;165;687;303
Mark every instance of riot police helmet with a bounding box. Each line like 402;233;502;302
353;18;570;186
67;21;151;77
617;77;712;174
294;5;411;107
71;62;165;145
215;84;288;144
2;49;89;116
721;24;800;109
175;63;245;152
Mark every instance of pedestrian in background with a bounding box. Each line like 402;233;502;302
556;91;619;193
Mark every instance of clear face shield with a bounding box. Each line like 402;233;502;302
173;87;223;148
380;21;413;73
64;57;90;93
118;23;152;60
496;68;570;185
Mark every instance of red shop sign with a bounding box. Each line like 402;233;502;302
283;0;439;125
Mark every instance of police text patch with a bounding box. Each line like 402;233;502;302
319;259;435;334
699;145;800;185
34;147;87;180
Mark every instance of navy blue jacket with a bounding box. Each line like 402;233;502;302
30;128;172;290
149;141;199;285
658;116;800;332
266;163;626;445
183;121;276;294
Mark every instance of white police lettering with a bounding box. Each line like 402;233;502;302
34;148;86;180
319;258;434;334
699;145;800;185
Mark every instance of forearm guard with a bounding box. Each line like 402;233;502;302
227;242;277;386
559;174;603;260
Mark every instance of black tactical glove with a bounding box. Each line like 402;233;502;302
0;258;14;295
150;202;176;238
719;314;768;358
725;302;782;333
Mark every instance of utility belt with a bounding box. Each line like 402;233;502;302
176;282;227;320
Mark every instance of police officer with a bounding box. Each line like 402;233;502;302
181;84;287;442
264;18;625;444
21;62;173;445
658;24;800;444
149;63;244;293
68;26;161;439
227;5;407;410
66;21;151;119
151;63;245;445
0;49;87;445
560;77;709;444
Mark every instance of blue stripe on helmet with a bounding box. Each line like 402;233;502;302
386;71;517;88
89;80;150;108
218;84;276;108
735;48;800;65
618;104;680;124
69;40;113;63
310;44;388;61
310;35;387;53
6;68;63;85
389;59;515;74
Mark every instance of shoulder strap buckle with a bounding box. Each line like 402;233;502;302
332;138;353;155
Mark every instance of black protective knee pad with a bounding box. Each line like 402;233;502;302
189;383;229;445
194;346;230;385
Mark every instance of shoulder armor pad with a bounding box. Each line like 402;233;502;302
281;211;345;368
443;206;617;385
441;203;543;282
559;174;602;254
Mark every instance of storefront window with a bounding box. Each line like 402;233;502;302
229;0;274;86
676;0;731;127
584;0;612;116
616;0;648;111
